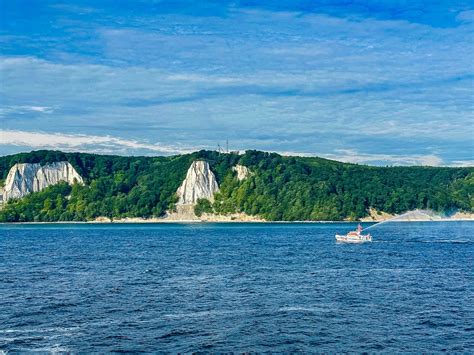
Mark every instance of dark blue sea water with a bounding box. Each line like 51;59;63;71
1;222;473;352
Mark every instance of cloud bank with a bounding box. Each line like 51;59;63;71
3;129;472;167
0;130;195;155
0;1;473;165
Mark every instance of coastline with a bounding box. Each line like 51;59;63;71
1;217;473;225
2;208;473;225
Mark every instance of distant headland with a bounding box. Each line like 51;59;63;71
0;150;472;223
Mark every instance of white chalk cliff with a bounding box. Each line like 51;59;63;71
232;164;250;181
176;161;219;204
0;162;83;203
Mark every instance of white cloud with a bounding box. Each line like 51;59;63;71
449;160;474;167
280;149;446;166
0;130;195;155
49;4;97;14
29;106;53;113
456;10;474;23
0;105;54;116
0;7;473;164
325;149;445;166
1;130;471;167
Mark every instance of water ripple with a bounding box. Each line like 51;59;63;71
0;221;473;352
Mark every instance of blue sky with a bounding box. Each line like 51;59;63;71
0;0;473;165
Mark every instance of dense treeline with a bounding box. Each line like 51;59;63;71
0;150;240;222
211;152;473;220
0;150;472;222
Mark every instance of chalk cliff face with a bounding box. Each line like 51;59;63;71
232;164;250;181
176;161;219;204
0;162;83;203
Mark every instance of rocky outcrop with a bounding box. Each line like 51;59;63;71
232;164;250;181
359;208;394;222
0;162;83;203
166;160;219;220
176;161;219;204
165;204;200;221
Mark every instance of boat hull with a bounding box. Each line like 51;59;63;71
335;234;372;243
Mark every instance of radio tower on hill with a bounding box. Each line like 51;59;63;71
217;141;229;154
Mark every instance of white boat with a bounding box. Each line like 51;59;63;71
335;224;372;243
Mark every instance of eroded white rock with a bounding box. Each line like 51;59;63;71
176;161;219;204
232;164;250;181
0;162;83;202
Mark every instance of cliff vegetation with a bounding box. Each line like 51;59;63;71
0;150;472;222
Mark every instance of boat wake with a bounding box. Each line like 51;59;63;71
373;239;472;244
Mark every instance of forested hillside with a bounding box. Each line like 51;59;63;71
0;150;472;222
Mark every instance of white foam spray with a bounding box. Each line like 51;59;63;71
363;209;440;231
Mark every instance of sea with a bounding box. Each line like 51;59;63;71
0;222;473;352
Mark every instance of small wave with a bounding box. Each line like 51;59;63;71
368;268;423;272
159;329;198;339
2;336;45;346
419;319;456;328
420;239;472;244
374;239;472;244
105;335;131;340
279;306;324;313
32;344;71;353
110;349;147;353
0;327;78;334
40;302;78;311
163;309;248;319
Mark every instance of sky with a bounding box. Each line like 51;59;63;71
0;0;473;166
